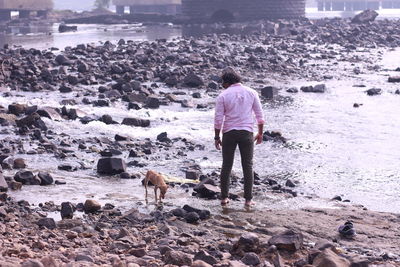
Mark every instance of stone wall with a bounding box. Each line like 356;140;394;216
182;0;305;21
0;0;53;10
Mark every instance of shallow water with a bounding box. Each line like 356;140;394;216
1;22;400;215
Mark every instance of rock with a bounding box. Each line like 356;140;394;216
184;72;204;87
14;170;40;185
40;256;58;267
61;202;74;219
67;75;79;85
97;158;126;175
352;9;379;24
128;102;142;110
21;259;44;267
366;88;382;96
13;158;26;169
313;248;350;267
122;117;150;127
163;250;193;266
100;114;117;125
55;54;73;65
191;260;212;267
157;132;171;142
59;85;72;93
145;95;160;108
100;149;123;157
193;183;220;199
208;81;219;90
194;251;218;265
268;230;303;252
75;254;94;262
388;76;400;83
37;172;54;185
128;248;146;257
165;76;179;87
286;87;298;93
8;103;27;116
285;179;296;188
263;131;287;143
0;173;8;192
185;211;200;223
261;86;277;99
301;84;326;93
58;24;77;33
16;113;41;128
171;208;186;217
192;92;201;98
395;89;400;95
186;169;200;180
84;199;101;213
37;218;56;229
241;252;261;266
234;233;260;253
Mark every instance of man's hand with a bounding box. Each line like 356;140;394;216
215;139;222;150
254;133;263;145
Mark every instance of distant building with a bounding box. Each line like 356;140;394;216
0;0;53;20
113;0;181;15
317;0;400;11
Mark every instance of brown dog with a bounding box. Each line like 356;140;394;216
144;170;168;204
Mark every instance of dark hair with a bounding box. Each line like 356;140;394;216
221;70;241;85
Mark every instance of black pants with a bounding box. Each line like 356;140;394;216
220;130;254;201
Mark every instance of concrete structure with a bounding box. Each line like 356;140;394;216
113;0;181;15
317;0;400;11
0;0;53;20
181;0;306;21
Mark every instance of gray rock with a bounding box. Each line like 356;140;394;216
84;199;101;213
75;254;94;262
14;171;40;185
37;218;56;230
235;233;260;253
122;117;150;127
146;95;160;109
268;230;303;252
241;252;261;266
366;88;382;96
21;259;44;267
163;250;193;266
37;172;54;185
97;158;126;175
184;72;204;87
352;9;379;23
286;87;298;93
185;211;200;224
388;76;400;83
0;173;8;192
194;250;218;265
186;169;200;180
61;202;74;219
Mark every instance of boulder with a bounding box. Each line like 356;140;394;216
97;158;126;175
61;202;74;219
268;230;303;252
366;88;382;96
185;211;200;224
193;183;220;199
14;171;40;185
8;103;27;116
84;199;101;213
163;250;193;266
261;86;278;99
37;218;56;230
122;117;150;127
157;132;171;142
313;248;350;267
233;233;260;253
388;76;400;83
16;113;40;128
37;172;54;185
194;251;218;265
0;173;8;192
352;9;379;24
145;95;160;108
241;252;261;266
184;73;204;87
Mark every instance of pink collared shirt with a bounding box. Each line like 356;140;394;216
214;83;265;133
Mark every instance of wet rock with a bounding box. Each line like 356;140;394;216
184;72;204;87
388;76;400;83
59;85;72;93
263;131;287;143
55;54;73;66
59;24;77;33
100;114;118;125
194;250;218;265
37;218;56;230
261;86;277;99
37;172;54;185
268;230;303;252
366;88;382;96
163;250;193;266
181;99;195;108
145;95;160;108
185;211;200;223
241;252;261;266
0;173;8;192
13;158;26;169
61;202;74;219
186;169;200;180
122;117;150;127
16;113;41;128
233;233;260;253
165;76;179;87
100;149;123;157
157;132;171;142
37;107;62;121
183;205;210;219
286;87;298;93
285;179;296;188
8;103;27;116
21;259;44;267
97;158;126;175
313;247;350;267
395;89;400;95
192;92;201;98
75;254;94;262
171;208;187;217
128;102;142;110
352;9;379;24
14;170;40;185
84;199;101;213
193;182;220;199
301;84;326;93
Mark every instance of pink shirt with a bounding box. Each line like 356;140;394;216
214;83;265;133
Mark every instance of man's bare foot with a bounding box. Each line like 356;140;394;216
245;200;255;207
221;198;230;206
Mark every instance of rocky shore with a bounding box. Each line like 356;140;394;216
1;12;400;266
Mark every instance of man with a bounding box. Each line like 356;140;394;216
214;69;265;207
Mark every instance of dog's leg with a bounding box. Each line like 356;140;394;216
154;187;158;204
